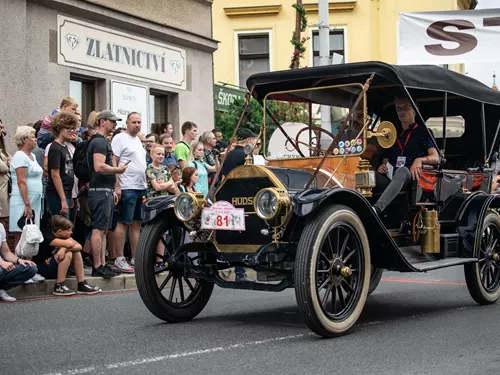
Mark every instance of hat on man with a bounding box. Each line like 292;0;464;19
236;128;257;141
97;110;122;122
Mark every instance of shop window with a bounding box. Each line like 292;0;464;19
69;77;95;126
150;93;168;135
238;34;270;86
312;30;345;66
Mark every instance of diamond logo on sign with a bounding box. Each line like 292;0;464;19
171;60;180;73
66;34;79;50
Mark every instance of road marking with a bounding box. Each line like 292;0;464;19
0;290;138;304
382;277;466;286
42;333;310;375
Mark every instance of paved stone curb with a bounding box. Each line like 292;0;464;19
9;274;138;299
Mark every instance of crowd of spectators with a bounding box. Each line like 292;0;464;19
0;96;260;301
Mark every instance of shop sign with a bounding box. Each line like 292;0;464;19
214;84;246;112
58;15;186;90
111;81;149;134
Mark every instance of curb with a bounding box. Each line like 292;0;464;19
9;273;138;299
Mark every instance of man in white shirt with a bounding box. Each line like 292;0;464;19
111;112;147;272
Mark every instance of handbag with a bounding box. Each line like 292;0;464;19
15;219;44;258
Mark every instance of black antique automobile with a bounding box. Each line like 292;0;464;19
135;62;500;338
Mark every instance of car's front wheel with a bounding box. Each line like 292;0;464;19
135;212;214;322
294;205;370;337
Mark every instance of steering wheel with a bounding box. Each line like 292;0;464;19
293;126;338;157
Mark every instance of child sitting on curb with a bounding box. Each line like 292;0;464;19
36;215;101;296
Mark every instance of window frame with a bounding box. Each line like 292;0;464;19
234;29;273;87
69;75;95;126
309;26;348;67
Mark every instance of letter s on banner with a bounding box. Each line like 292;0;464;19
425;20;478;56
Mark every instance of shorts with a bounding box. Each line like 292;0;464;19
117;189;146;224
88;190;114;230
37;256;58;280
46;194;71;219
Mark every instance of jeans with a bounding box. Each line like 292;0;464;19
374;167;412;213
0;265;37;291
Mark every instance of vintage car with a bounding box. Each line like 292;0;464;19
135;62;500;338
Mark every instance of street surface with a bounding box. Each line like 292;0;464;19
1;268;499;375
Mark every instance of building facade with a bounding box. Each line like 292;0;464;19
0;0;217;152
212;0;477;89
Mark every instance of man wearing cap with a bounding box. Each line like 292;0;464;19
111;112;147;272
88;110;127;279
221;128;257;283
221;128;257;179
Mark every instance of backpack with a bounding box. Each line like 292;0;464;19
73;139;93;183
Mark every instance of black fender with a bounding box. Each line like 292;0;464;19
457;192;500;258
292;188;418;272
141;195;178;223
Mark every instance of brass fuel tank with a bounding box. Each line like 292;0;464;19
418;208;440;254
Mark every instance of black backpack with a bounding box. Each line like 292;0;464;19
73;139;93;183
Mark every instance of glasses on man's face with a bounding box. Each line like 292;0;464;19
395;104;412;112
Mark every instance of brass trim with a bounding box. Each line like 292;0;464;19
224;5;282;17
174;192;205;222
254;188;291;220
303;1;357;13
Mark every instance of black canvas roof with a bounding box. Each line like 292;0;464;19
246;61;500;107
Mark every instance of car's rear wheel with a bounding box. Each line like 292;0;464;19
465;211;500;305
135;213;214;322
294;205;370;337
368;266;383;295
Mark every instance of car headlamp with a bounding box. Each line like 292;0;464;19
174;192;205;222
254;188;290;220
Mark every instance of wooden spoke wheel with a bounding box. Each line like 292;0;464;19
294;205;370;337
465;212;500;305
135;216;214;322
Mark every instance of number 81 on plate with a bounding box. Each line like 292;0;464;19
201;202;246;231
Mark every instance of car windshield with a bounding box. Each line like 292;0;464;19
261;84;370;160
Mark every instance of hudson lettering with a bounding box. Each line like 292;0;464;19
232;197;254;206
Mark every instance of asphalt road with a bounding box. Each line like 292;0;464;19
1;268;500;375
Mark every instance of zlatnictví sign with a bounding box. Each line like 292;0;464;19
57;15;186;90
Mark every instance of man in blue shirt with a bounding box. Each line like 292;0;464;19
373;97;439;214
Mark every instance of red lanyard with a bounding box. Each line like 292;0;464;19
396;124;418;153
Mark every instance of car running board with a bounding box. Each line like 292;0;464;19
411;257;477;271
399;245;477;271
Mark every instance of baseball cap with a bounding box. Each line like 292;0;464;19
236;128;257;141
97;110;122;122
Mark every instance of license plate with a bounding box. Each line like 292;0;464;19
201;201;246;231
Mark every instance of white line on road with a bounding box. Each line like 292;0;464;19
42;333;311;375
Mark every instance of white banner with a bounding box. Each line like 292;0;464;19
398;9;500;65
111;81;149;134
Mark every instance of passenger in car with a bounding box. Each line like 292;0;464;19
373;97;439;215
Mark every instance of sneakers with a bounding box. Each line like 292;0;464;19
53;283;76;296
130;257;135;267
24;273;45;284
32;273;46;282
0;289;16;302
92;264;118;279
114;257;134;273
77;281;102;295
106;263;123;275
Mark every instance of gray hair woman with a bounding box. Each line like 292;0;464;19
9;126;43;238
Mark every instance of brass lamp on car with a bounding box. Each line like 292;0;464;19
254;188;290;220
174;192;206;222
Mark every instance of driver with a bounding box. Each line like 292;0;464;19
373;97;439;215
